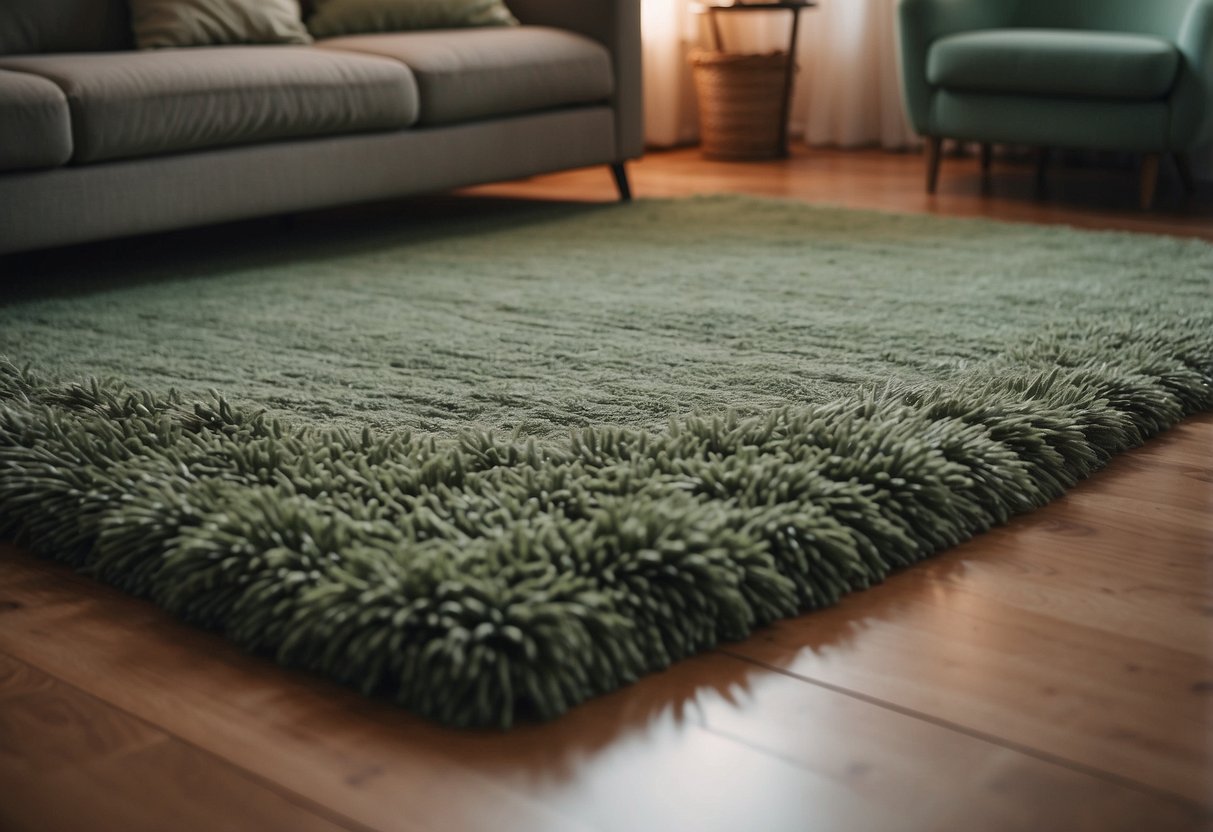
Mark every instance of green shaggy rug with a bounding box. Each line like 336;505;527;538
1;196;1211;728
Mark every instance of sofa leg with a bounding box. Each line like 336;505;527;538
1140;153;1160;209
1174;153;1196;196
925;137;943;194
610;162;632;202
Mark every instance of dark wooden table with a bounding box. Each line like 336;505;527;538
701;0;818;157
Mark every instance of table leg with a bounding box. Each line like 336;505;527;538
708;9;724;52
776;9;802;157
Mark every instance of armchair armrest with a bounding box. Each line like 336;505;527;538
506;0;643;159
1171;0;1213;148
896;0;1017;135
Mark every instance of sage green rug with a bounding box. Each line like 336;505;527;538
1;196;1211;728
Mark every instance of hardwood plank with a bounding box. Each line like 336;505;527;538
728;590;1211;802
461;146;1213;241
929;417;1213;650
0;653;158;774
2;546;1205;831
722;414;1213;805
0;561;582;832
693;669;1208;832
0;654;350;832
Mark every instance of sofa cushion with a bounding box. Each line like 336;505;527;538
0;70;72;171
317;26;612;125
927;29;1180;101
0;47;419;163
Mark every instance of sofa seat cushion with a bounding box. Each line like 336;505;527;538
0;47;419;164
0;70;72;172
927;29;1180;101
317;27;612;125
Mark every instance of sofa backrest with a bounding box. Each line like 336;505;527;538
0;0;133;55
1012;0;1196;39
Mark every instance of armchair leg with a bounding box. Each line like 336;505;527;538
610;162;632;202
1034;147;1049;191
926;136;943;194
1140;153;1160;209
1174;153;1196;196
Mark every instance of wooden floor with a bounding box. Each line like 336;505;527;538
2;147;1212;832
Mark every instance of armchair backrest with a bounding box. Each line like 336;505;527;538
1011;0;1196;39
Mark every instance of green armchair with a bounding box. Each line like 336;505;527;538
897;0;1213;207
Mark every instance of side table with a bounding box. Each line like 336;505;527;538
699;0;817;158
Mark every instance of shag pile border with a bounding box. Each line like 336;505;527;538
2;322;1213;727
2;318;1210;727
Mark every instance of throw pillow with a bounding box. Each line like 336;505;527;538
307;0;518;39
129;0;312;49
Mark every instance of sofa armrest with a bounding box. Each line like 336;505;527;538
1171;0;1213;148
506;0;642;159
896;0;1018;135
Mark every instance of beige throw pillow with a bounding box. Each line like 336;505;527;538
129;0;312;49
307;0;518;39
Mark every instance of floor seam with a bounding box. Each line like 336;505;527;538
716;647;1212;817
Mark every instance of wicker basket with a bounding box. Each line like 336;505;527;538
690;49;789;161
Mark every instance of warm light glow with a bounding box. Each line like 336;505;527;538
641;0;686;43
641;0;697;146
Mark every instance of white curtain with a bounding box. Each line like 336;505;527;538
641;0;701;146
641;0;918;150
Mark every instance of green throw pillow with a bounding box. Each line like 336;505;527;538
129;0;312;49
307;0;518;39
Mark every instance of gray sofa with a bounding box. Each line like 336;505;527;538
0;0;641;254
